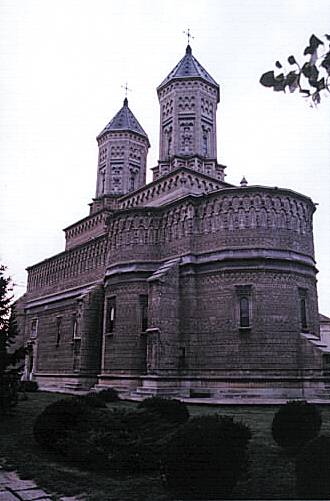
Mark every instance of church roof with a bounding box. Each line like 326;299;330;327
97;98;149;142
157;45;219;95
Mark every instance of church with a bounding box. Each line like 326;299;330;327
17;43;330;401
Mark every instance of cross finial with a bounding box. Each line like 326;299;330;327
183;28;194;46
121;82;132;99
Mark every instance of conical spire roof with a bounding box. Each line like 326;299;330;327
97;98;149;142
157;45;219;99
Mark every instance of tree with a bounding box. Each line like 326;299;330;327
260;34;330;105
0;265;25;415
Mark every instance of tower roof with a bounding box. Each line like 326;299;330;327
157;45;220;98
97;98;149;143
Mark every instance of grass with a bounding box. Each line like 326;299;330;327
1;392;330;500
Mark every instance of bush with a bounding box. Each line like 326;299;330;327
97;387;120;402
296;435;330;499
19;380;39;392
33;398;93;453
34;399;176;475
271;400;321;449
162;414;252;499
86;407;176;474
138;396;189;424
77;392;107;408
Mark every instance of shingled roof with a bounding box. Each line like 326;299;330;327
97;98;149;142
157;45;219;97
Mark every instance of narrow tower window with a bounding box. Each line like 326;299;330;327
31;319;38;339
106;297;116;333
56;317;62;346
239;297;250;328
167;134;172;158
203;130;208;156
235;284;252;330
299;288;308;331
300;297;308;330
72;315;80;340
101;172;105;194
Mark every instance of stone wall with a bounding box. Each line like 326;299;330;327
107;186;316;266
24;284;103;390
27;235;107;298
102;280;148;375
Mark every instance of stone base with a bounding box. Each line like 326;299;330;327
128;374;330;403
34;373;97;393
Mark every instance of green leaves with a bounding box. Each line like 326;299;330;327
304;34;324;55
260;70;276;87
260;33;330;105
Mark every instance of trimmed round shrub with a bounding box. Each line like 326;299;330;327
97;387;120;402
296;435;330;499
19;380;39;392
271;400;321;449
138;396;189;424
162;414;252;499
33;398;93;453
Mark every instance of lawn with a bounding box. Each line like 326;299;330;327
1;392;330;500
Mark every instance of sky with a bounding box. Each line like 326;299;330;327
0;0;330;316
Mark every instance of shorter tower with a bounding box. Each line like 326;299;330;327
95;98;150;198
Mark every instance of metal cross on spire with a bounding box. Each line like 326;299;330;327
183;28;194;46
121;82;132;98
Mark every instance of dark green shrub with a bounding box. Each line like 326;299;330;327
162;414;252;500
76;407;176;474
138;396;189;424
35;400;176;475
33;398;93;453
77;392;107;408
296;435;330;499
19;380;39;392
271;400;321;449
97;387;120;402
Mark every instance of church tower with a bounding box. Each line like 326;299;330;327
154;44;225;181
95;98;150;198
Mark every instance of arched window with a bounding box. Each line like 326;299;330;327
56;317;62;347
300;297;308;330
203;130;208;156
240;297;250;328
106;297;116;333
30;319;38;339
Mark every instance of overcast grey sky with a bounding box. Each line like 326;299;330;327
1;0;330;315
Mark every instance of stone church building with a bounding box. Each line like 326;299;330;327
17;44;330;401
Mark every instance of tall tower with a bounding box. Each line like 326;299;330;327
95;98;150;198
154;44;225;181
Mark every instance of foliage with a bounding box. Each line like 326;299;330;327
271;400;321;449
0;265;25;416
260;33;330;105
33;397;93;452
161;414;252;499
295;435;330;499
34;399;176;475
77;392;107;408
138;396;189;424
97;387;120;402
67;407;177;475
19;380;39;392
